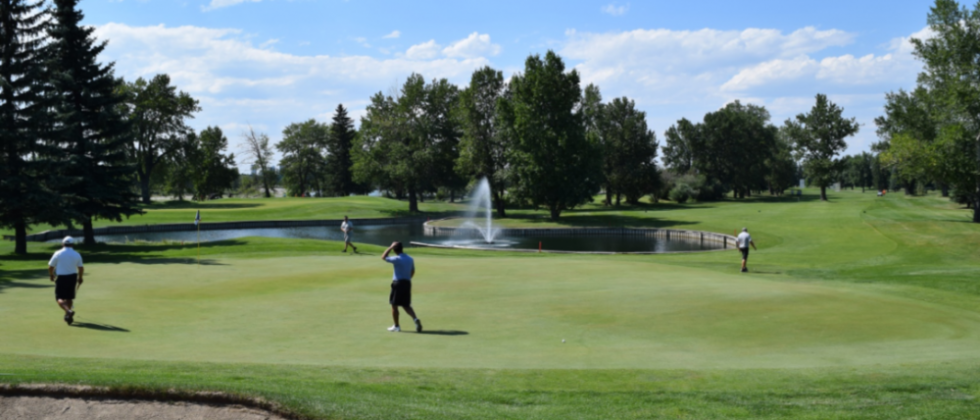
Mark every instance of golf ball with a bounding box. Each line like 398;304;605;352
562;339;565;343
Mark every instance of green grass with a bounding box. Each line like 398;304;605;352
2;189;980;418
12;195;464;236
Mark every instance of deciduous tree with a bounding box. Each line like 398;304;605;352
898;0;980;220
786;94;859;201
120;74;200;204
458;66;509;215
356;73;461;211
502;51;602;219
240;126;276;198
191;126;238;200
601;96;660;205
277;119;328;197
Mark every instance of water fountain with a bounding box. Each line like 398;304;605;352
460;178;500;243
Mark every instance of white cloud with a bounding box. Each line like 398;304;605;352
93;23;493;164
601;3;629;16
405;40;442;60
353;36;371;48
383;30;401;39
442;32;501;58
564;27;854;73
721;56;819;91
201;0;260;12
720;26;928;91
561;25;925;155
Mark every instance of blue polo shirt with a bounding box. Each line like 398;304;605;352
385;253;414;281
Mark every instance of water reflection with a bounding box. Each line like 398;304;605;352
75;224;724;253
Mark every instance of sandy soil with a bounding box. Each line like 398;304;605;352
0;395;288;420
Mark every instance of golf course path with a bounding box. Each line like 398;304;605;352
0;395;286;420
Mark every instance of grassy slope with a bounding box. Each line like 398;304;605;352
2;190;980;419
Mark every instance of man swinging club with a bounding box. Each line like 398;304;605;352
48;236;84;325
382;241;421;332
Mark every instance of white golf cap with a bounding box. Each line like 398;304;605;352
62;236;75;245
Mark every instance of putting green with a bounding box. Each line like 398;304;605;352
3;252;979;369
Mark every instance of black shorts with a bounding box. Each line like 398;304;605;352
739;247;750;260
55;274;77;300
389;280;412;306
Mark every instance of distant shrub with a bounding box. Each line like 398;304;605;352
669;183;695;203
696;177;727;201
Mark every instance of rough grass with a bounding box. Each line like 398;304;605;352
2;189;980;418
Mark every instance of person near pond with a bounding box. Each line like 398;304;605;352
341;215;358;253
382;241;422;332
736;227;757;273
48;236;84;325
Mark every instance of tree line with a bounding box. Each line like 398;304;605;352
5;0;979;256
0;0;241;252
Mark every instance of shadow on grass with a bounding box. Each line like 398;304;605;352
0;241;242;287
142;201;263;210
71;322;130;332
415;330;468;336
0;268;52;294
747;270;784;275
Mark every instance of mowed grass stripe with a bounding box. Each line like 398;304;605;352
2;253;979;369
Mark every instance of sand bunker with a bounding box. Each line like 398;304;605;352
0;395;288;420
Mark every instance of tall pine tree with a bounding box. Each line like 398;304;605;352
48;0;140;244
326;104;357;196
0;0;62;254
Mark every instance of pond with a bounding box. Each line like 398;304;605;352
75;223;726;253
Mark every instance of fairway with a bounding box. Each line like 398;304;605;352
3;252;980;370
4;190;980;419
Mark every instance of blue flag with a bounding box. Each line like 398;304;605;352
194;210;201;226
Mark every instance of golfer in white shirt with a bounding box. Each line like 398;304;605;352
341;215;358;253
736;228;757;273
48;236;84;325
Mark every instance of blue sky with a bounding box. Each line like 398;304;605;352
82;0;936;163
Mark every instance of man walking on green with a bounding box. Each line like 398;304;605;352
341;215;358;253
48;236;84;325
382;241;421;332
736;227;757;273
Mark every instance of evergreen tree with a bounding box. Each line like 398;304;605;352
325;104;357;196
0;0;62;254
501;51;602;220
48;0;141;244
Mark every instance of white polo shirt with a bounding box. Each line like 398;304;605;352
341;220;352;233
49;247;84;276
736;232;752;249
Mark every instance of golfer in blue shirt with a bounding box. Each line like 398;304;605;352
382;241;421;332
